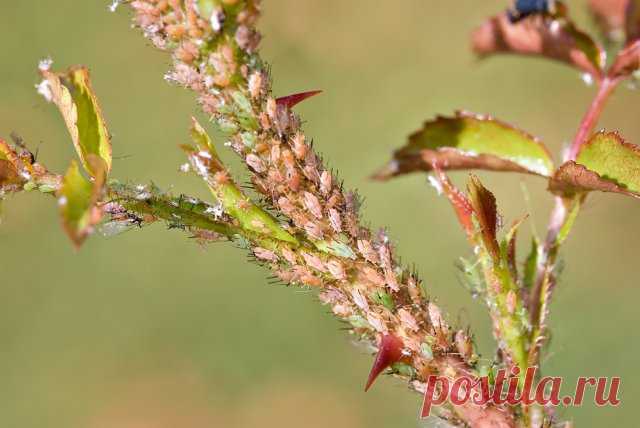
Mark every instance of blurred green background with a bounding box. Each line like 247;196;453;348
0;1;638;426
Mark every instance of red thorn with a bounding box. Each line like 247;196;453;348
365;334;404;392
275;90;322;109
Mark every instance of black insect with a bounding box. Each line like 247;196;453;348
507;0;557;23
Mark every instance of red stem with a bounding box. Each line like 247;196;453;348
530;77;621;334
566;77;619;162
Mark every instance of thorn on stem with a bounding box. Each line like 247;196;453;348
365;334;404;392
276;90;322;109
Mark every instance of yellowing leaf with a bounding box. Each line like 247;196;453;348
374;113;554;180
58;156;106;248
41;66;112;177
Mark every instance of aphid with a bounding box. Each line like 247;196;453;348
301;251;326;273
507;0;556;23
328;208;342;233
398;308;420;332
245;153;265;173
326;259;347;281
253;247;279;263
357;239;380;264
303;191;323;219
320;170;332;196
291;132;306;159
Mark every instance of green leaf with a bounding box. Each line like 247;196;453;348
557;198;582;246
58;156;106;248
190;117;219;156
500;216;528;281
41;66;112;177
549;132;640;198
523;238;540;290
374;113;554;180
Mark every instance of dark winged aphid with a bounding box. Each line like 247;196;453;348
507;0;556;23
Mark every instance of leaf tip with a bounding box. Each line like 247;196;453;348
370;161;399;181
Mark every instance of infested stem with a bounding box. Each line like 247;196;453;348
529;76;622;363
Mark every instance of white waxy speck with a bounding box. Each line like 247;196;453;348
367;313;386;333
35;80;52;102
427;175;443;195
38;57;53;71
58;196;68;206
179;163;191;173
135;192;151;201
163;72;177;84
581;73;594;87
198;150;212;159
205;203;224;219
560;143;571;162
108;0;120;12
211;12;223;32
351;288;369;311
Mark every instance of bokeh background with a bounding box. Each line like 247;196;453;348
1;1;638;426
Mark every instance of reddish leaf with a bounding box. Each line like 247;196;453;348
548;161;638;197
589;0;629;41
431;165;474;236
365;334;404;392
627;0;640;42
472;10;605;78
467;175;500;259
609;38;640;78
275;90;322;109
